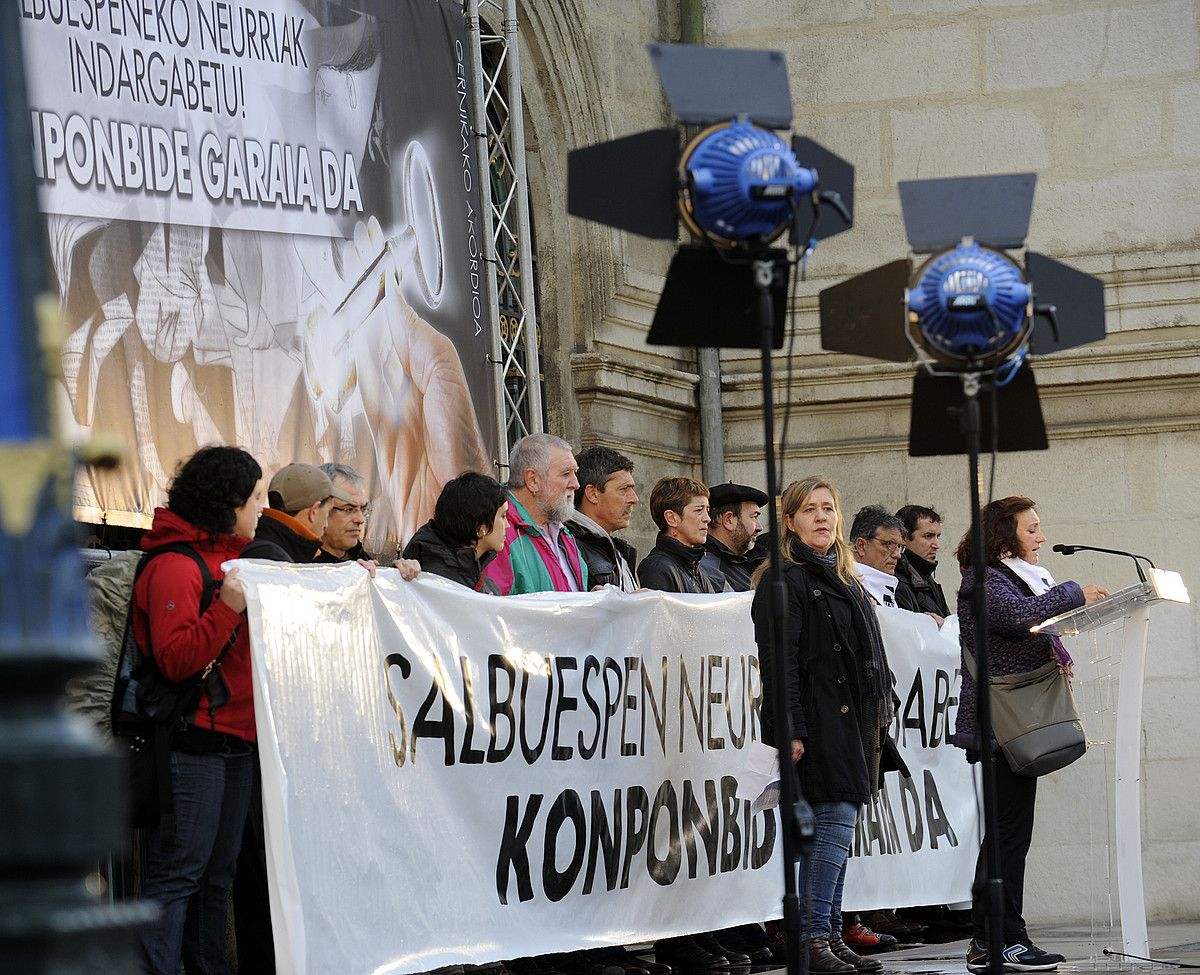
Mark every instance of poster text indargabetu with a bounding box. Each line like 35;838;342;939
383;647;779;905
20;0;373;234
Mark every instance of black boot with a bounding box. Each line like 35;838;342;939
828;938;883;973
808;939;856;974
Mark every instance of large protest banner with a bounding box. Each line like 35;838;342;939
236;563;979;975
18;0;497;550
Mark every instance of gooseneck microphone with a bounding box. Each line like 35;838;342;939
1052;543;1155;584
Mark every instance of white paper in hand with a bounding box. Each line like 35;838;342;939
737;739;782;813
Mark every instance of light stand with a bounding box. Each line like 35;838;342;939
961;373;1006;975
566;46;857;975
815;170;1110;975
754;255;816;975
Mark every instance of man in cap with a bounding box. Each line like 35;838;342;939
700;482;768;592
234;462;349;972
235;461;416;971
241;462;347;563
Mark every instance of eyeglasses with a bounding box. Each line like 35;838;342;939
331;503;371;517
870;536;904;555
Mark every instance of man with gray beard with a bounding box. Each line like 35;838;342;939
483;433;589;594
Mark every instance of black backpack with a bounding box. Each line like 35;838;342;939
111;543;238;840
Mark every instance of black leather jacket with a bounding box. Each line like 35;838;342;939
567;513;639;592
895;551;949;616
638;533;722;594
700;536;756;592
402;521;500;593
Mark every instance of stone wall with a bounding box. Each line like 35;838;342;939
515;0;1200;922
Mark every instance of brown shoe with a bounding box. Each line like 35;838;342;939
828;938;884;973
808;939;856;974
860;910;925;942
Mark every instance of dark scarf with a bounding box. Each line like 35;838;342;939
792;540;891;703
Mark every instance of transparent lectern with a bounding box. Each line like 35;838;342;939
1032;568;1190;960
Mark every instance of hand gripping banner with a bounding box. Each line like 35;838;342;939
235;563;979;974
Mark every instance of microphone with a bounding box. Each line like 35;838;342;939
1052;544;1155;584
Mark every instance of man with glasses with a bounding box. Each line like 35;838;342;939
316;463;423;576
317;462;374;563
844;505;930;950
317;462;422;574
849;505;919;612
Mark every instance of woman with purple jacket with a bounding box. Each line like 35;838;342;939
952;497;1108;974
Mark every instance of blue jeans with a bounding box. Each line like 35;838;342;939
796;801;859;941
139;749;255;975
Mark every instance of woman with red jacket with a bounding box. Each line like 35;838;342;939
133;446;264;975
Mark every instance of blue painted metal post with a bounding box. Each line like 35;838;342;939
0;7;152;971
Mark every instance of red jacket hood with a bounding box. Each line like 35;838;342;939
141;508;250;557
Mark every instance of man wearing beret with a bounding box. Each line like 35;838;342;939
700;482;768;592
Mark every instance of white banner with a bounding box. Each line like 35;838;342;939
844;609;981;910
236;563;979;974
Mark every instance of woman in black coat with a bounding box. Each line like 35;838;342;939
752;475;892;974
402;472;507;593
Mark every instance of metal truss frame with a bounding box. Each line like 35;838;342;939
466;0;543;471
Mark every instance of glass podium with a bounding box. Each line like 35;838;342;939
1032;569;1190;963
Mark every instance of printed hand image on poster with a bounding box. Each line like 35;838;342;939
20;0;497;551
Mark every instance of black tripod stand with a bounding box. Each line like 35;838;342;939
752;254;816;975
959;371;1007;975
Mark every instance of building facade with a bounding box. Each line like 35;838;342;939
516;0;1200;923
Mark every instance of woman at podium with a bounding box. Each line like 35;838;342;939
951;496;1108;973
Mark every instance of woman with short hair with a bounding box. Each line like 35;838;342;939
752;475;893;974
951;496;1108;973
402;471;508;592
133;445;265;974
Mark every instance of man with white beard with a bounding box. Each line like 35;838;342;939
483;433;589;594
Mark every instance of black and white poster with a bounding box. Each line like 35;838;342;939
20;0;498;549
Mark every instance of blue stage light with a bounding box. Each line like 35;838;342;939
906;240;1031;370
678;121;818;246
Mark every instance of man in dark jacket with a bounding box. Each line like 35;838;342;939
316;462;373;563
568;446;640;592
242;463;344;564
700;482;767;592
235;462;421;972
316;462;421;577
894;504;949;618
638;476;722;594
